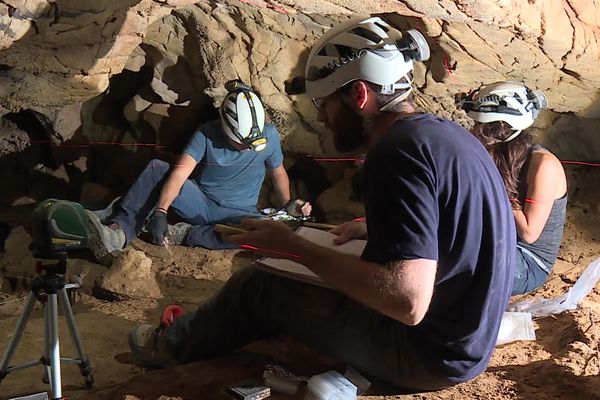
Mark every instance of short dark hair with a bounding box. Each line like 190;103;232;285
339;80;416;112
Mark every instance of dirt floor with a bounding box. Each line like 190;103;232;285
1;168;599;400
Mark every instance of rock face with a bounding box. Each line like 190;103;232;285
0;0;198;113
0;0;598;204
0;117;29;159
1;0;597;113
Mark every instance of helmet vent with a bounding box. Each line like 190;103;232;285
350;27;382;44
224;108;236;119
373;21;389;33
334;44;354;57
513;94;524;104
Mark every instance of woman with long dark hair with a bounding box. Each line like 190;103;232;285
459;81;567;295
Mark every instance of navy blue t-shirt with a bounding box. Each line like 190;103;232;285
362;113;514;383
184;120;284;208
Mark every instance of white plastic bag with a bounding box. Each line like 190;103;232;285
307;370;357;400
8;393;49;400
496;311;536;345
509;256;600;318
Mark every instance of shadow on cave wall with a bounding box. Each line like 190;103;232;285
0;4;220;209
81;31;221;196
1;0;140;67
0;0;143;197
0;0;146;241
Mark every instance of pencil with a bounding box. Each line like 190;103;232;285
214;224;248;235
302;221;337;230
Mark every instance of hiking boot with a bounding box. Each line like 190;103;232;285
85;210;126;266
167;222;191;246
91;196;121;222
128;323;178;369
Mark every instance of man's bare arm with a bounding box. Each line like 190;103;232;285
230;219;436;325
269;164;292;207
295;238;436;325
157;153;197;210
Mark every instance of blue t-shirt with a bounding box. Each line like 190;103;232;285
362;113;515;383
183;120;284;208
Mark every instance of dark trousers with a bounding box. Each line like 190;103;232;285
110;159;260;249
164;266;451;391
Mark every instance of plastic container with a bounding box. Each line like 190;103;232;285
307;370;357;400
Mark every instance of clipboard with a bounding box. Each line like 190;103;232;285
255;227;366;287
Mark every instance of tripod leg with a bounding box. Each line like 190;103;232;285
42;302;51;384
0;292;38;382
58;288;94;388
47;293;62;399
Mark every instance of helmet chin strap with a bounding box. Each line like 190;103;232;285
502;129;522;143
379;89;412;111
378;81;412;112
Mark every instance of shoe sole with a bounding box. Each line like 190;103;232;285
85;210;117;267
128;325;173;369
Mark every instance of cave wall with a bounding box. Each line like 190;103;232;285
0;0;598;206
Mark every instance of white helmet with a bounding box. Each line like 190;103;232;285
458;81;548;141
302;16;430;108
219;81;267;151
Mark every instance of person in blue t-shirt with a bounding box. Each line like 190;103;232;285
85;81;311;265
127;18;513;391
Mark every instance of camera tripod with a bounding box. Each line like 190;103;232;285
0;255;94;400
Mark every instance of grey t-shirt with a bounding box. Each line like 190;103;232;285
517;145;567;269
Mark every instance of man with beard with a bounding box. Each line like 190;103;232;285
128;17;514;392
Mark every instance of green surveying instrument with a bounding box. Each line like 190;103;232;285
0;199;94;400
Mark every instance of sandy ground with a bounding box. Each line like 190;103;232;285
0;168;599;400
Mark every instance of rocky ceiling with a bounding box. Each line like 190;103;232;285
0;0;598;203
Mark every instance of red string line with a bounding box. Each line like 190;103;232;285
240;244;301;260
171;162;266;166
560;160;600;167
443;56;453;76
308;157;356;162
30;140;166;148
25;140;600;168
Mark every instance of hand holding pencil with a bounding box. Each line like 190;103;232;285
219;219;301;259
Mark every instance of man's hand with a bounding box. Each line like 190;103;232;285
224;218;298;257
330;220;367;244
284;199;312;217
146;209;168;245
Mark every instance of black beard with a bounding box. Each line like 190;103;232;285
331;100;368;153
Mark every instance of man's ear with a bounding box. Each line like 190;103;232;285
351;81;369;110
